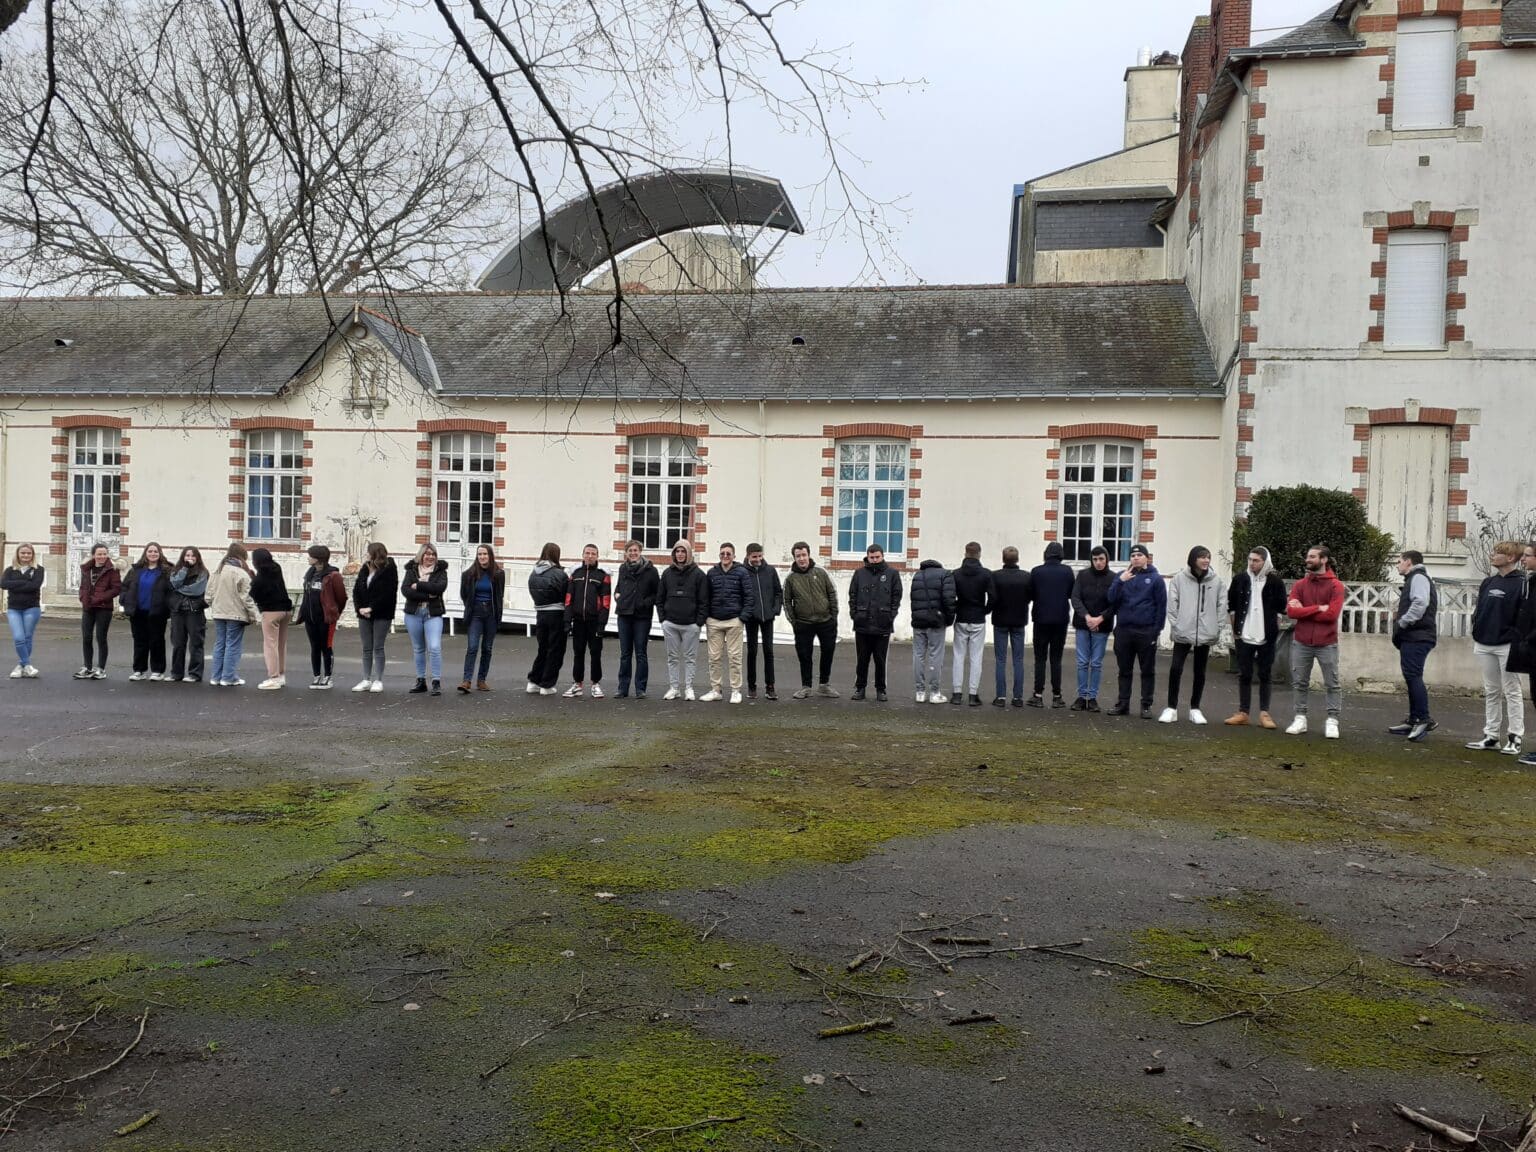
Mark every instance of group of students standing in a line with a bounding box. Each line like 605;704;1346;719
3;535;1532;762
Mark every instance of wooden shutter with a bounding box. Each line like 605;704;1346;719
1384;231;1448;349
1393;18;1457;130
1368;425;1450;550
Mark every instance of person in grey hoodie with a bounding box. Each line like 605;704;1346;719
1160;545;1226;725
658;540;710;700
526;542;569;695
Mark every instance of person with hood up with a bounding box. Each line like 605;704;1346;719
702;542;754;703
1107;544;1166;719
613;539;659;699
908;556;956;704
783;541;839;699
1285;545;1346;738
352;542;398;693
657;540;709;700
526;543;569;695
990;547;1032;708
563;544;612;699
457;544;505;694
1508;543;1536;766
1226;546;1286;729
1465;539;1526;756
950;542;991;707
1386;550;1437;742
2;543;45;679
848;543;902;702
742;543;784;701
1028;541;1076;708
75;543;121;679
121;541;173;681
1160;545;1226;725
1069;546;1116;711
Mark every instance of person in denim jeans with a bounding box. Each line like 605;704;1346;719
207;544;258;687
2;544;45;678
401;543;449;696
1069;546;1115;711
458;545;505;693
990;546;1031;707
614;540;659;698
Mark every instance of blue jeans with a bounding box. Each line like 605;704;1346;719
994;625;1026;700
1399;639;1434;721
617;613;651;694
7;606;40;666
404;611;444;680
1075;628;1109;700
463;604;496;682
211;619;247;683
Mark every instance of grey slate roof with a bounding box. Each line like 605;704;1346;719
0;284;1220;403
1199;7;1363;127
1505;0;1536;42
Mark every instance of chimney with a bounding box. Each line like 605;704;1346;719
1178;16;1213;198
1124;51;1182;150
1211;0;1253;72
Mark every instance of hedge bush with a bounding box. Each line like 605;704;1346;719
1232;485;1395;582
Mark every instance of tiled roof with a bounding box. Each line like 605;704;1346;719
0;283;1220;402
1199;7;1363;127
1505;0;1536;42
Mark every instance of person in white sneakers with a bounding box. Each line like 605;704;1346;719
1285;545;1345;739
351;542;397;693
562;544;611;699
250;548;293;690
2;543;45;680
702;543;754;703
657;541;709;700
207;544;259;687
1465;540;1526;757
907;557;955;703
1160;545;1226;725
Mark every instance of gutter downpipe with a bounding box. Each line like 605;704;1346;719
757;399;768;542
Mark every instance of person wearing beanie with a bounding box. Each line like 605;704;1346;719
1107;544;1166;719
1160;545;1226;725
1028;541;1076;707
1069;546;1116;710
1226;545;1286;729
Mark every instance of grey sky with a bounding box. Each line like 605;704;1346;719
738;0;1331;287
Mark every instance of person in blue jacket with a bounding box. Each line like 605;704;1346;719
1106;544;1167;719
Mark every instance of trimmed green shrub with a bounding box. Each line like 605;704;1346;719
1232;485;1395;582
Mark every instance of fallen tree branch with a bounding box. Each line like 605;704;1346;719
113;1110;158;1137
1393;1102;1476;1147
945;1012;997;1026
845;950;879;973
818;1017;894;1039
0;1011;148;1135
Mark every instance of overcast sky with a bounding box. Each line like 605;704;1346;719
704;0;1331;287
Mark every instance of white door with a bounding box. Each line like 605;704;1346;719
1368;425;1450;552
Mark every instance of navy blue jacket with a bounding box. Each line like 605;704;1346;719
1472;569;1525;647
706;563;756;621
1108;564;1168;633
741;561;783;623
1029;543;1076;627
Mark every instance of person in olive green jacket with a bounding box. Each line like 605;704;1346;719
782;541;839;699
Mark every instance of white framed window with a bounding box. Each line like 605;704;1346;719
433;432;496;546
629;434;697;551
69;427;123;537
1367;424;1450;551
1384;230;1449;350
245;429;304;541
1060;441;1139;563
1393;17;1457;131
835;440;907;558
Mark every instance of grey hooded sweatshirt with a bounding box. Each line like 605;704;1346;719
1167;546;1227;647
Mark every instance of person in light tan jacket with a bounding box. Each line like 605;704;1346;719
207;544;259;687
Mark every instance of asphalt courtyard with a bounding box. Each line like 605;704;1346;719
2;618;1533;1152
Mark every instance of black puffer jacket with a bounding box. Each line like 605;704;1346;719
952;558;992;624
401;559;449;618
741;562;783;623
1029;542;1076;627
659;559;710;626
989;564;1032;629
848;559;902;636
527;561;568;610
908;560;956;630
615;559;659;618
1070;565;1117;632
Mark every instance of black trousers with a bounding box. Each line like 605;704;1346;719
1113;627;1158;709
569;618;604;684
1236;639;1276;713
81;607;113;669
745;619;776;690
303;613;335;677
793;619;837;687
1167;642;1211;708
854;632;890;692
1032;621;1068;697
529;613;567;689
170;610;206;679
129;612;169;674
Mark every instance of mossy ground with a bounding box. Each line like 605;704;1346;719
3;708;1533;1150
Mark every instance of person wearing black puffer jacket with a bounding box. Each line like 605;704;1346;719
1069;546;1116;711
742;544;783;701
121;542;173;681
848;544;902;701
401;543;449;696
950;543;991;706
908;558;956;704
614;540;659;699
1028;541;1075;708
990;547;1032;707
526;543;569;695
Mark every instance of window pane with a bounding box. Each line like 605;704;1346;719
1385;231;1449;350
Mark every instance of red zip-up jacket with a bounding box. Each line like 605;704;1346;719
1286;569;1345;647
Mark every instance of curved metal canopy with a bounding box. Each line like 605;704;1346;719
476;168;804;292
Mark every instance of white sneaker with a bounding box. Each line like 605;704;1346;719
128;671;145;682
915;691;927;704
8;665;21;679
562;683;584;698
526;681;539;694
1189;709;1208;726
662;687;680;701
929;692;948;704
258;677;281;690
1500;735;1522;756
368;680;384;693
276;675;286;687
210;680;225;687
699;690;721;702
353;679;372;692
74;666;93;679
589;683;604;699
1286;716;1308;735
684;687;696;701
309;676;323;689
730;690;743;704
538;686;556;695
91;668;107;680
1325;718;1340;740
23;665;38;678
149;672;165;682
1158;707;1177;724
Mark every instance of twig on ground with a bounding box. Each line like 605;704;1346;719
817;1017;894;1039
788;961;941;1008
948;939;1087;959
479;976;646;1081
831;1071;871;1095
945;1012;997;1026
930;936;991;946
1179;1009;1255;1028
1393;1102;1476;1146
627;1115;743;1149
0;1011;149;1135
1425;900;1471;952
113;1110;158;1137
1510;1105;1536;1152
699;913;729;943
845;950;879;973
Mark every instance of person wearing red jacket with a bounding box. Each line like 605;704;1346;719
1285;545;1346;739
75;543;122;679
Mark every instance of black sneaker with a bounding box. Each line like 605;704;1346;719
1069;698;1087;712
876;690;888;702
1408;719;1436;742
1027;694;1044;708
1387;719;1414;736
1052;695;1066;709
765;687;777;701
1011;697;1024;709
950;694;963;706
430;680;441;697
635;691;647;700
615;690;629;699
1107;702;1130;716
992;697;1007;708
409;678;428;694
1086;699;1101;713
1140;706;1154;720
851;689;866;701
968;694;983;707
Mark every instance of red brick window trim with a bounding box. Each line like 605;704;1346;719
52;414;131;430
50;419;132;559
822;422;920;441
1044;428;1157;556
1349;402;1470;542
417;418;507;436
1047;422;1157;442
232;425;313;545
1365;210;1472;346
616;420;708;439
613;425;708;557
230;416;315;431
